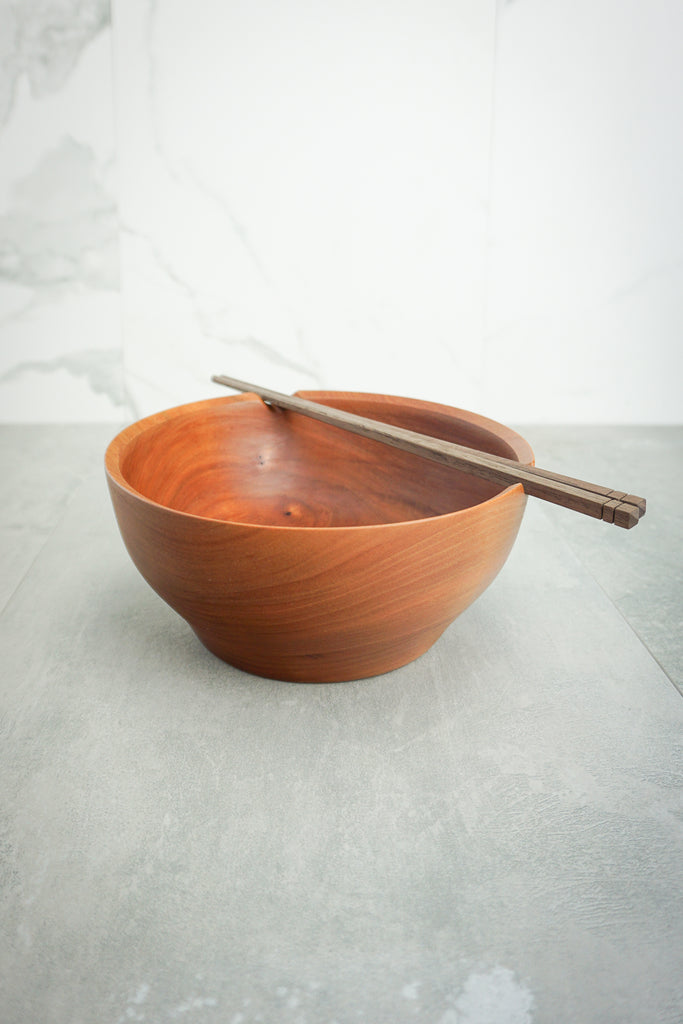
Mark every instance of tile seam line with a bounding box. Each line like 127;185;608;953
562;540;683;700
0;465;94;619
597;591;682;699
531;498;682;698
481;0;503;398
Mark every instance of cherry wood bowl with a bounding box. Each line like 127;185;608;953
105;392;534;682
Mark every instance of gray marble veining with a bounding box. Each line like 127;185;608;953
0;0;110;126
121;222;320;395
3;0;681;423
0;133;126;416
0;137;119;292
0;349;128;415
0;425;681;1023
0;0;125;423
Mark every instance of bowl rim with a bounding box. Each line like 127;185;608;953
105;391;534;532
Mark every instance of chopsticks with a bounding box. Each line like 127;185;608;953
212;374;647;529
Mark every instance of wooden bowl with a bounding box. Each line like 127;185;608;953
105;392;534;682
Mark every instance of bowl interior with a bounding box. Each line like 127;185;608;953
115;393;531;528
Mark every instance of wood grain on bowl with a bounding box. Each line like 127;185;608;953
105;392;533;682
214;375;646;528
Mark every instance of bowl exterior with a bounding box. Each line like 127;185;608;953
106;393;531;682
106;473;526;683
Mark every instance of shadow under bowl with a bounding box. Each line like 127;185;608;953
105;391;534;682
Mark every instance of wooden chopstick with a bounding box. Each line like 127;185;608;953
212;374;646;529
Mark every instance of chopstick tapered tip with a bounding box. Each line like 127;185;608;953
624;494;646;517
613;503;642;530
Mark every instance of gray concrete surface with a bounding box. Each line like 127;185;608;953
1;424;682;1024
516;425;683;693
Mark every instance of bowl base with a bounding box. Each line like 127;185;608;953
192;624;449;684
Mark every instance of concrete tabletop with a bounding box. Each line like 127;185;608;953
1;424;681;1024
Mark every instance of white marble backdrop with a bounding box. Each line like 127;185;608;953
0;0;128;421
112;0;496;417
0;0;681;423
487;0;683;424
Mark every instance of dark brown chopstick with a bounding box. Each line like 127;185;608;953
212;374;646;529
